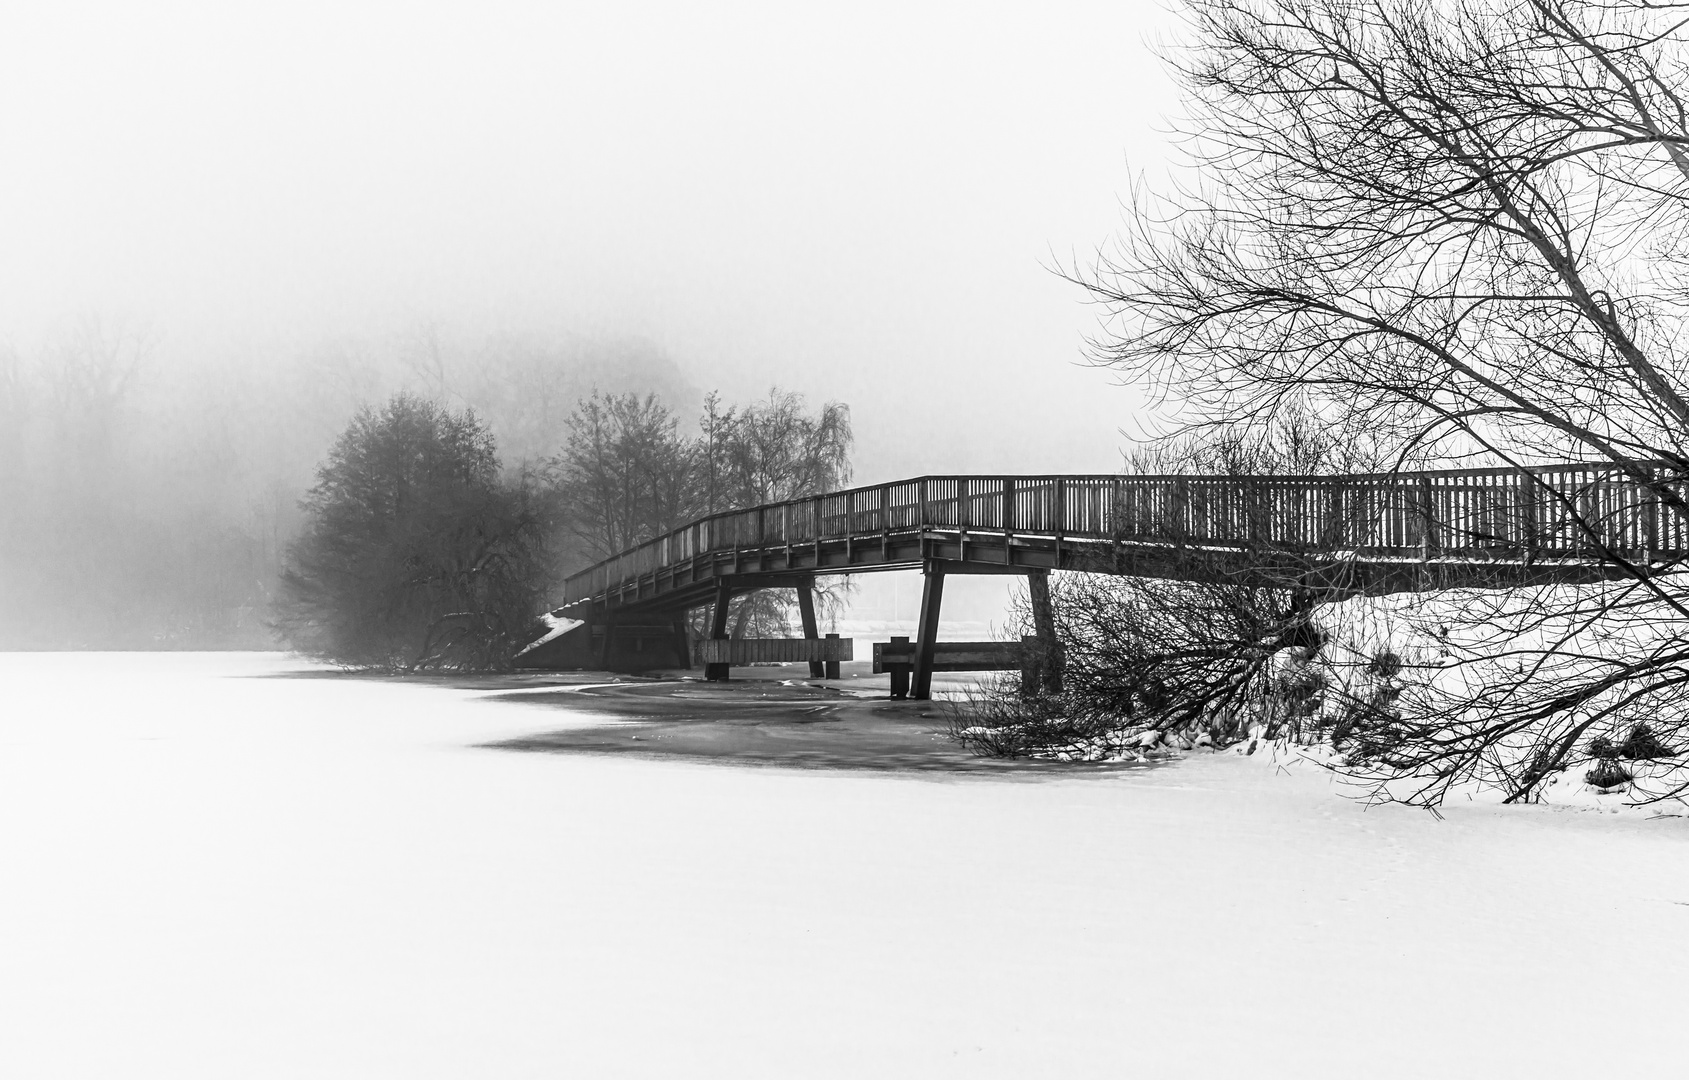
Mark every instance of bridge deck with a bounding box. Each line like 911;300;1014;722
565;464;1678;615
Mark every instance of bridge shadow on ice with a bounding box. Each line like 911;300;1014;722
480;670;1154;778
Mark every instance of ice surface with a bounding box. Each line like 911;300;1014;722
1;652;1686;1079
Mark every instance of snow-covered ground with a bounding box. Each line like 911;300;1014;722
2;652;1686;1078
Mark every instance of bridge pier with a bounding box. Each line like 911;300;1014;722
597;613;617;670
796;580;824;679
888;636;911;699
671;617;692;671
705;580;733;681
911;562;946;700
1026;570;1063;695
907;564;1063;701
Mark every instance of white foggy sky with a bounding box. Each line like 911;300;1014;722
1;1;1184;482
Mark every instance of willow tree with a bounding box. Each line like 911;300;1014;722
547;387;854;639
1076;0;1689;803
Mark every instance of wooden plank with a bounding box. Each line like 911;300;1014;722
874;639;1024;674
698;638;855;665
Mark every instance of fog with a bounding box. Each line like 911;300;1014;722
1;2;1182;646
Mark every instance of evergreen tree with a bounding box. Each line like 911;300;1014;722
277;393;546;670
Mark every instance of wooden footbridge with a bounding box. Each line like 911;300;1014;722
552;463;1680;698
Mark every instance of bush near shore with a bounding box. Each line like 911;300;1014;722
944;589;1687;808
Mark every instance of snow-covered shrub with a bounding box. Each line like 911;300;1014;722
1586;735;1621;761
1264;648;1329;742
1366;649;1403;681
1584;760;1634;792
945;572;1689;809
1619;724;1672;762
1322;586;1689;805
1326;643;1409;754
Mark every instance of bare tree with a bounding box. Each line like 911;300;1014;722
698;391;735;518
1072;0;1689;802
706;388;853;507
704;388;853;636
547;391;695;561
952;409;1367;759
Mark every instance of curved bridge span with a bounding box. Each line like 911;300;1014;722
554;464;1678;696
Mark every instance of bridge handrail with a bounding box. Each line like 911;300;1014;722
563;462;1683;604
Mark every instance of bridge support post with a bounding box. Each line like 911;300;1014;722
889;636;910;699
1026;569;1063;695
597;613;617;670
706;580;733;681
912;562;946;700
796;580;824;678
671;617;692;670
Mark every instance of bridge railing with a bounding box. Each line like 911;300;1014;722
563;463;1683;604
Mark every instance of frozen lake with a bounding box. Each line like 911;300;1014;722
2;652;1686;1078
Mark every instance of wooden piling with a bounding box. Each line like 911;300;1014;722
796;579;823;678
888;635;910;699
912;563;946;700
706;579;733;681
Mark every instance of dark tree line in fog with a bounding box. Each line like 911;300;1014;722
0;319;715;651
274;395;548;671
271;385;851;671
